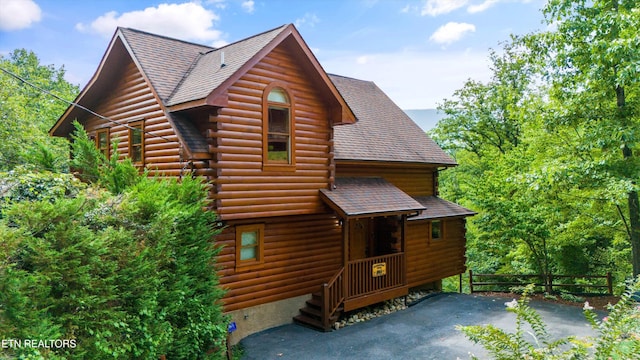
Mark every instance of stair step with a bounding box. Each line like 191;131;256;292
306;297;322;309
300;306;322;319
293;314;326;331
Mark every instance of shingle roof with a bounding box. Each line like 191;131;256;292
319;177;426;218
167;25;288;106
410;196;476;220
329;74;457;166
118;28;213;102
168;113;210;156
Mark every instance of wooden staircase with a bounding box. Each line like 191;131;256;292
293;291;342;331
293;267;345;331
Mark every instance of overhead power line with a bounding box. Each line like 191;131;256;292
0;66;174;143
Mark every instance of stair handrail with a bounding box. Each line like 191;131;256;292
322;267;345;330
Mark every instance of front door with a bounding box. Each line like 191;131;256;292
349;218;371;260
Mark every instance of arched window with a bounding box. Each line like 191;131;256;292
263;84;294;167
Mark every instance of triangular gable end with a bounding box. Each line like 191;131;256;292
49;29;131;138
167;24;356;125
49;28;209;160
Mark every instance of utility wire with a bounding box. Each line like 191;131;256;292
0;66;175;143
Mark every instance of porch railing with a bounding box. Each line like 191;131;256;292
347;253;405;299
322;267;345;330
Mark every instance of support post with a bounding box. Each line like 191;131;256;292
469;270;474;293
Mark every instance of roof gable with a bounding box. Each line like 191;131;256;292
329;74;456;166
167;25;287;107
118;28;214;102
166;24;355;125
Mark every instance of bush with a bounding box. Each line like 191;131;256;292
0;176;227;359
0;167;85;218
458;279;640;359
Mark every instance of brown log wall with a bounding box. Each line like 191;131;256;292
81;59;181;175
335;162;435;196
216;214;342;312
405;218;467;288
209;43;333;220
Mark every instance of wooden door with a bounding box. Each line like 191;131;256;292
349;218;370;260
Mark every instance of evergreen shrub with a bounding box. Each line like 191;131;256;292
0;176;227;359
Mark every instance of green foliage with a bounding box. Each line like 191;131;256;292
0;167;86;218
0;49;79;172
0;176;227;359
583;277;640;359
459;278;640;359
434;0;639;282
458;285;585;359
70;120;141;194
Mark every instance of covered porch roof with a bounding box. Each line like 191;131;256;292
410;196;476;220
319;177;425;219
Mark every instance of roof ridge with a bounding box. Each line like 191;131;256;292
118;26;215;50
328;73;375;83
213;24;289;52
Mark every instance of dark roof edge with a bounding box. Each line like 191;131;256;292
118;27;216;51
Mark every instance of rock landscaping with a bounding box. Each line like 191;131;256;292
333;290;437;330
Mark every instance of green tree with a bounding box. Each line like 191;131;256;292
0;49;79;171
523;0;640;276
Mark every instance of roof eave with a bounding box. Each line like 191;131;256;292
50;29;126;137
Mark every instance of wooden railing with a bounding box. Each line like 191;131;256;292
347;253;405;299
322;267;345;330
469;270;613;295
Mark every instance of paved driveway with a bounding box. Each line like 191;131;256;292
239;292;603;359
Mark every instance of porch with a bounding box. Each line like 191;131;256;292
294;177;425;331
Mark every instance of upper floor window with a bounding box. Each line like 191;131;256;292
96;128;110;159
263;84;295;168
129;121;144;165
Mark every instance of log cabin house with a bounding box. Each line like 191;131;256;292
50;24;475;343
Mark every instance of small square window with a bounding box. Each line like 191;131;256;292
236;224;265;270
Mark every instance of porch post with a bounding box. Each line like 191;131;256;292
401;214;407;286
343;218;350;299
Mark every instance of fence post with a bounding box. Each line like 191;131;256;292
606;272;613;295
547;273;553;294
469;270;474;293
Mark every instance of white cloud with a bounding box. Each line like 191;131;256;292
75;2;222;43
320;50;491;109
0;0;41;31
467;0;500;13
295;13;320;28
429;22;476;45
421;0;468;16
241;0;255;13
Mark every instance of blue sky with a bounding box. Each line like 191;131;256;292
0;0;546;109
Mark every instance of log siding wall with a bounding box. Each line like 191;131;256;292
217;214;343;311
406;218;467;287
335;162;435;196
81;59;182;176
209;43;333;220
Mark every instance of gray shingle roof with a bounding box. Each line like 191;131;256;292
167;25;288;106
320;177;426;218
329;74;457;166
118;28;213;102
410;196;476;220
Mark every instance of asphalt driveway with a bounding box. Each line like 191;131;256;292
239;292;603;359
